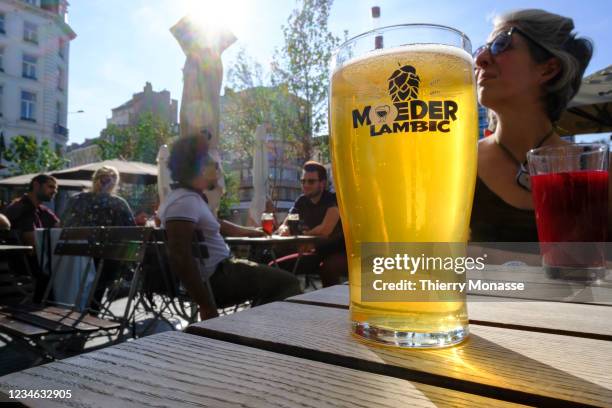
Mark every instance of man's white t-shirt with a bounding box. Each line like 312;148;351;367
158;188;230;280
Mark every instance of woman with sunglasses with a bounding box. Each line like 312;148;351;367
470;9;593;242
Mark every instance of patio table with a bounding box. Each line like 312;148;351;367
225;235;322;282
1;267;610;407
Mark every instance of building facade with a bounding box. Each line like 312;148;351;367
64;137;100;167
220;86;310;215
65;82;178;167
0;0;75;168
107;82;178;127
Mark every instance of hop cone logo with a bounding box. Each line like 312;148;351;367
388;65;421;102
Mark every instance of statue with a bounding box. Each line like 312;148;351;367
158;16;236;213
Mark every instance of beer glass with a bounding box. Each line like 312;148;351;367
261;213;275;236
287;213;301;236
330;24;478;347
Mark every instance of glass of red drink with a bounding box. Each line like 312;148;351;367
261;213;274;236
527;143;609;280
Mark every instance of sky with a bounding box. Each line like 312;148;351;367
65;0;612;145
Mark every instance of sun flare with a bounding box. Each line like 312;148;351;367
180;0;248;40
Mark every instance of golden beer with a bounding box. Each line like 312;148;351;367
330;30;478;347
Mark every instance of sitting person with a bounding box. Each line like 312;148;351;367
62;166;135;227
134;210;150;226
470;9;593;242
277;161;348;287
159;134;301;320
61;166;136;313
2;174;60;302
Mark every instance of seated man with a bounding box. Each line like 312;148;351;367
159;134;302;320
1;174;60;302
277;161;348;287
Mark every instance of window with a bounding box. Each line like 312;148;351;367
58;38;65;58
20;90;36;121
23;21;38;44
22;54;36;79
57;66;64;90
56;101;61;124
0;13;5;34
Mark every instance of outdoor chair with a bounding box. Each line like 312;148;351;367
0;230;35;305
135;228;212;335
0;226;151;364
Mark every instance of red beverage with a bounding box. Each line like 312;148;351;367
262;219;274;235
531;170;608;267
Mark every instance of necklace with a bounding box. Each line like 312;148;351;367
495;128;555;192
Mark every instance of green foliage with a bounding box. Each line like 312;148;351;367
272;0;341;141
4;135;67;175
218;170;240;219
97;113;177;164
312;135;330;163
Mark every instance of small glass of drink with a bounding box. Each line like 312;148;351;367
261;213;275;236
287;213;300;236
527;143;609;281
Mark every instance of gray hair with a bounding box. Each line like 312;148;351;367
494;9;593;121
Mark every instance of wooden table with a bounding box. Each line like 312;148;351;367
1;282;611;406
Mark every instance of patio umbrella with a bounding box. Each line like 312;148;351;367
157;143;171;205
247;124;270;226
170;16;236;214
0;173;91;189
557;65;612;136
50;160;157;184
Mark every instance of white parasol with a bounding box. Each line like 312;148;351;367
247;124;270;226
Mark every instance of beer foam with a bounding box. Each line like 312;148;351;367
333;43;473;74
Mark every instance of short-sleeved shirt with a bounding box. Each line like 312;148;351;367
290;190;345;254
62;192;136;227
159;188;230;280
291;191;342;235
2;194;60;233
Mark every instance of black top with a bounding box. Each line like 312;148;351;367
290;190;345;254
470;177;539;242
62;192;135;227
2;194;60;233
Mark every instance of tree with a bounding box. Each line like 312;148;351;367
4;135;67;175
271;0;342;162
96;113;176;164
217;170;240;219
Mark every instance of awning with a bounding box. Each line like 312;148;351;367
50;159;158;184
557;65;612;136
0;173;91;189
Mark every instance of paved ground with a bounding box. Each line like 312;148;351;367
0;274;321;377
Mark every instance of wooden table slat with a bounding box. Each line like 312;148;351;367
0;331;523;408
188;301;612;407
287;285;612;339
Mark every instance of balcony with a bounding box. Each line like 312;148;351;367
54;123;68;137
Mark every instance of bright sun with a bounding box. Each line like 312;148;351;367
180;0;248;40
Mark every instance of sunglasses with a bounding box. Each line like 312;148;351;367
473;27;552;59
300;178;320;185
